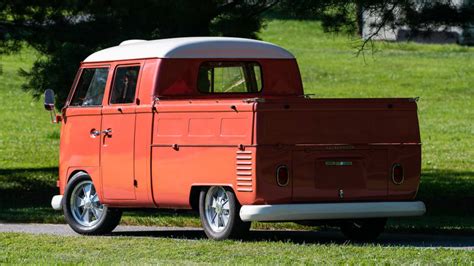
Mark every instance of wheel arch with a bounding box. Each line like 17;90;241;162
64;167;103;200
189;185;238;211
67;169;88;183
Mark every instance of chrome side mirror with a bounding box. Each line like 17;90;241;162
44;89;55;111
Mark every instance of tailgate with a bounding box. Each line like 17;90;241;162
255;98;421;202
256;98;420;145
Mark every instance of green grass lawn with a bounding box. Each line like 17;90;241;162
0;19;473;235
1;233;473;264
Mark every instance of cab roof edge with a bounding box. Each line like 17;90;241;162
119;40;147;46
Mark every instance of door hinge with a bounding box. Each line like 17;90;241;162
134;180;138;187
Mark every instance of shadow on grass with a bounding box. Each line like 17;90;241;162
0;167;58;208
109;228;474;248
417;169;474;216
0;167;61;223
0;167;472;233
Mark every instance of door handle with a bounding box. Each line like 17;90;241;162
102;128;112;136
90;129;100;137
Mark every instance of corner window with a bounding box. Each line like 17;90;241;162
197;62;262;94
109;66;140;104
70;68;109;107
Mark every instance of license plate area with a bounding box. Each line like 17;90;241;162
292;149;388;201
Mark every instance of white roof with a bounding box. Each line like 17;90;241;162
83;37;294;62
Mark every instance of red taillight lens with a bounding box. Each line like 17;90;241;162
392;163;404;185
276;165;289;186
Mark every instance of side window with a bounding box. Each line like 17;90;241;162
70;68;109;107
109;66;140;104
197;62;263;94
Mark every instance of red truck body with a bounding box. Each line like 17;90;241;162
48;37;425;240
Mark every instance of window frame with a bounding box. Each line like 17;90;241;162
67;66;110;108
196;61;264;95
108;64;142;106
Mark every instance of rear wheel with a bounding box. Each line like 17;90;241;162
340;218;387;241
199;186;250;240
63;172;122;235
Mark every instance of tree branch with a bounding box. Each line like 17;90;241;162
355;2;398;57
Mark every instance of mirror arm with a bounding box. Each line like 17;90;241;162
47;106;61;123
49;107;58;123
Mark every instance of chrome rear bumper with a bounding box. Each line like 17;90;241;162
239;201;426;222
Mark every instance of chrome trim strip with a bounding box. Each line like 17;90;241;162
150;143;421;148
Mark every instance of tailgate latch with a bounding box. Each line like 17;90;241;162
339;189;344;199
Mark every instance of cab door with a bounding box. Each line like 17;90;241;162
62;66;109;177
100;64;141;200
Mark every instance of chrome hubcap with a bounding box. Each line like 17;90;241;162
70;180;104;227
205;187;230;232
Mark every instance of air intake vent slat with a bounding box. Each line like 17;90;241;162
236;150;253;192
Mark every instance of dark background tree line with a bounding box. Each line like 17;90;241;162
0;0;472;108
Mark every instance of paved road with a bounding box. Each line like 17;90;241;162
0;223;473;250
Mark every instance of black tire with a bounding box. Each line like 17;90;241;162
340;218;387;241
199;186;251;240
63;172;122;235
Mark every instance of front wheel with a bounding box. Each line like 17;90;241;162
63;172;122;235
199;186;250;240
340;218;387;241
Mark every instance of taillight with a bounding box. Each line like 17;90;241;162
276;165;290;186
392;163;404;185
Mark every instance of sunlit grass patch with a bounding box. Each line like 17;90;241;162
0;233;472;264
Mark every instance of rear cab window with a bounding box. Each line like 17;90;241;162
197;62;262;94
70;68;109;107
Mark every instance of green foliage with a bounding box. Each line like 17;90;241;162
273;1;360;34
0;0;273;108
